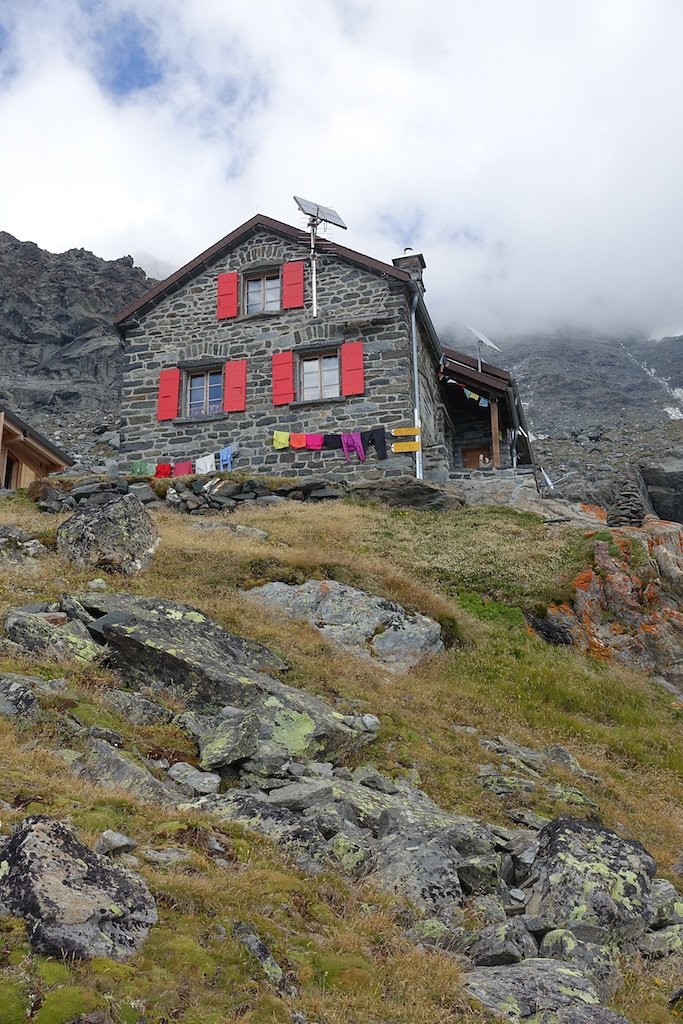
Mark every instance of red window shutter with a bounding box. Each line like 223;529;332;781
157;368;181;421
281;260;305;309
272;351;295;405
217;271;238;319
223;359;247;412
341;340;364;396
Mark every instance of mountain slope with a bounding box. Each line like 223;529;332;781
0;492;682;1022
0;231;154;420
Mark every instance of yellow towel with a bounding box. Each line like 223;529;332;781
273;430;290;450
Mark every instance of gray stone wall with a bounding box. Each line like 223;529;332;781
119;228;435;481
413;321;451;482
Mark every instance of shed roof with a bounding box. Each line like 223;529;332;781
440;345;512;396
114;214;412;325
1;407;73;467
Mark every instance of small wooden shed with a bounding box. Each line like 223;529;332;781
0;408;72;489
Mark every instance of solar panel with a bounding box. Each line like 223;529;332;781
294;196;347;230
465;324;502;352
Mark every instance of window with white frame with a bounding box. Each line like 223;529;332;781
299;351;340;402
245;271;280;314
187;369;223;417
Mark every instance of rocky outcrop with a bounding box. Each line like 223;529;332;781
243;579;445;672
74;592;374;763
0;816;156;960
0;231;153;424
539;518;683;685
56;493;159;575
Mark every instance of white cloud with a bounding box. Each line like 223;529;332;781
1;0;683;337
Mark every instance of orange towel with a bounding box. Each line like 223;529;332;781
290;433;306;448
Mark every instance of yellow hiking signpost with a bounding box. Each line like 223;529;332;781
391;440;421;453
391;426;421;436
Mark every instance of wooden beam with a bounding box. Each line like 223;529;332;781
0;412;6;488
490;399;501;468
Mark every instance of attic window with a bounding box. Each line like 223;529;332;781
245;271;280;314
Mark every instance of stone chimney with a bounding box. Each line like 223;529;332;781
392;248;426;294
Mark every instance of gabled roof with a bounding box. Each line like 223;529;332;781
114;214;412;325
1;407;73;467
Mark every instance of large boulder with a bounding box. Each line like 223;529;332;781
0;816;156;960
77;593;371;763
56;493;159;575
525;818;657;943
242;579;444;672
464;959;606;1021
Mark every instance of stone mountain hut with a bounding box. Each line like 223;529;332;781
114;213;532;483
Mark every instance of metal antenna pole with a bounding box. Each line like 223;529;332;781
309;217;318;318
477;339;482;373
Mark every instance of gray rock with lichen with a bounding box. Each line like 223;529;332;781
466;918;538;966
539;929;622;1001
525;817;657;943
242;578;444;672
464;958;604;1021
0;674;40;719
57;493;159;575
188;790;330;874
2;608;102;663
0;815;156;961
101;688;173;726
76;592;370;763
77;739;188;806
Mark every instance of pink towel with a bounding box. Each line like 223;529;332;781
173;461;193;476
305;434;324;450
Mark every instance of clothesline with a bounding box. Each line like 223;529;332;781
130;443;239;479
272;427;387;462
131;424;393;478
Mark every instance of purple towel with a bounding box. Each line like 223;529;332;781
341;432;365;462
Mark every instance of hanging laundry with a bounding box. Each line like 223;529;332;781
155;464;172;478
323;434;343;450
478;397;489;408
464;388;482;402
219;445;235;470
173;461;193;476
360;427;387;460
341;432;366;462
130;460;147;475
143;463;157;476
290;433;306;449
305;434;324;450
195;454;216;475
273;431;290;449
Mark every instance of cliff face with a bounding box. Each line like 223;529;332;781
0;231;154;419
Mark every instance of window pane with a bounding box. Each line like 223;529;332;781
246;278;262;313
209;371;223;388
265;277;280;310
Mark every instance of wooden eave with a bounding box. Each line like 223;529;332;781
1;408;72;468
114;214;412;326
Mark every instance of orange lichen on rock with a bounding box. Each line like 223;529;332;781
580;503;607;521
574;569;596;591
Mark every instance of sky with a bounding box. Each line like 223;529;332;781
1;0;683;339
